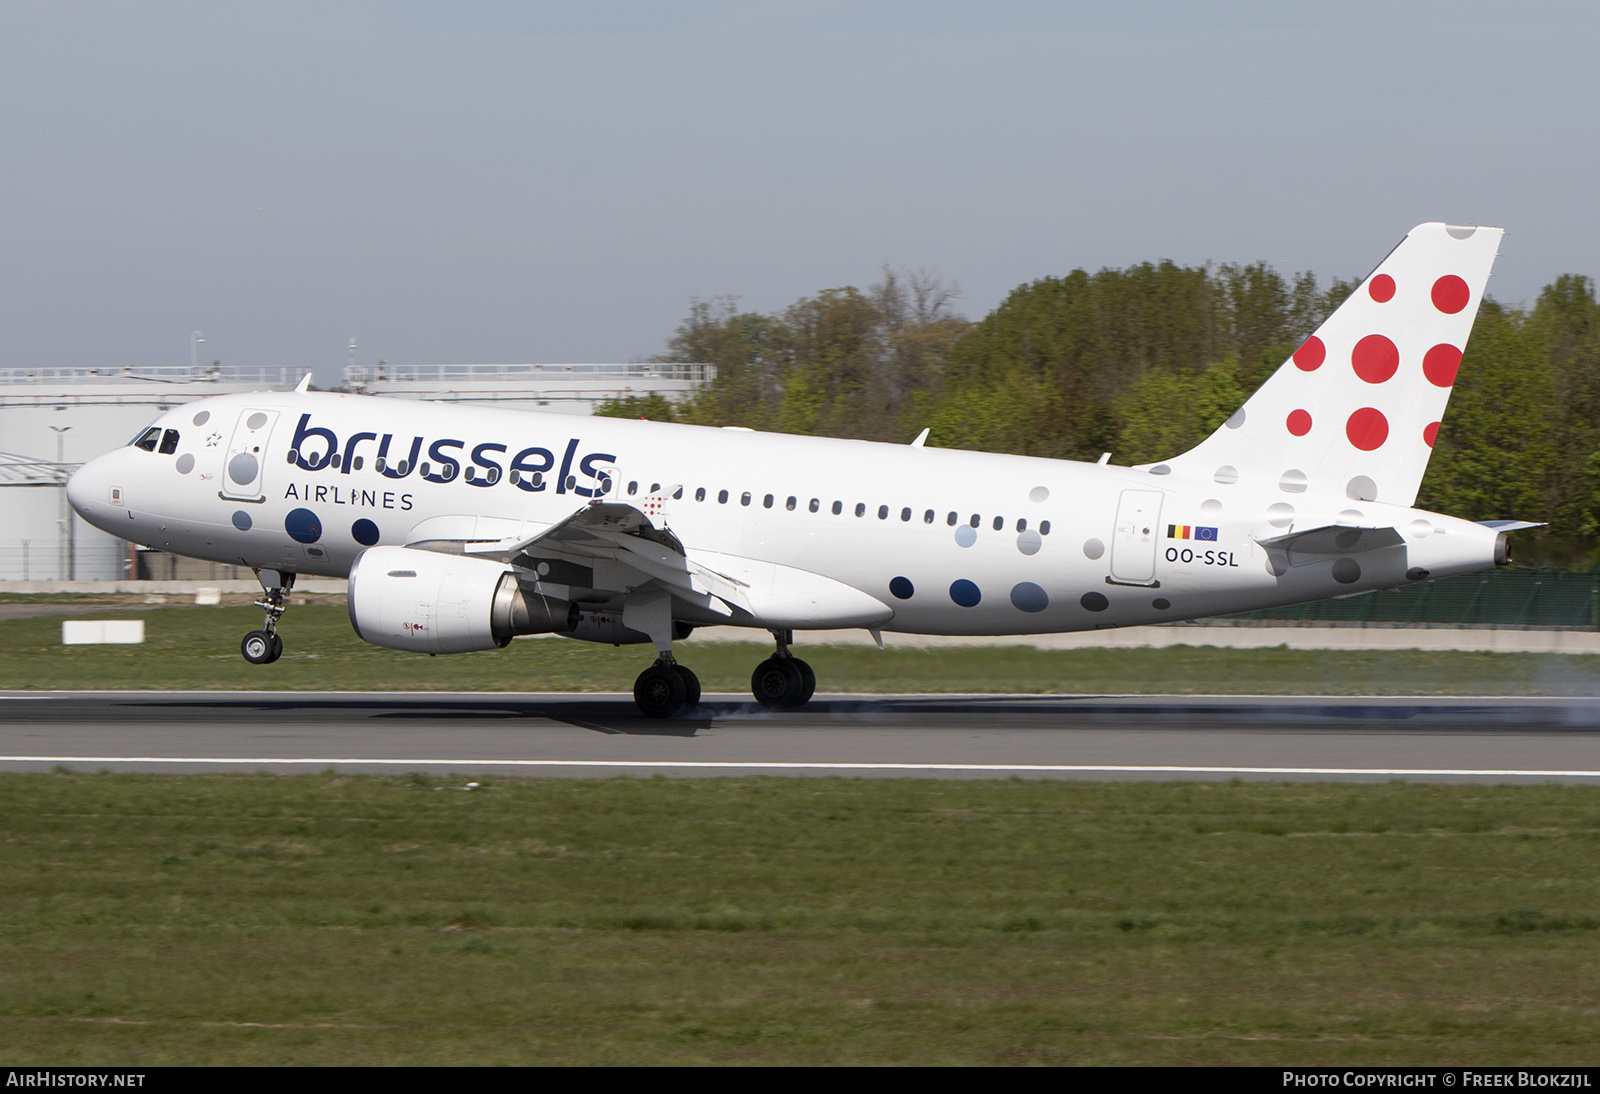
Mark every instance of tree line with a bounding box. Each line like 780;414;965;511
599;263;1600;567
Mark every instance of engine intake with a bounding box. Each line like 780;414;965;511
348;545;577;654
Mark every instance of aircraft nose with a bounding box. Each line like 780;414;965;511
66;452;117;527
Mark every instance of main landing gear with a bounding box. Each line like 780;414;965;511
628;628;814;719
632;654;701;719
751;629;815;711
240;569;293;665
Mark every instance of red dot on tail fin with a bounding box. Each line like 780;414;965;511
1352;334;1399;384
1432;275;1470;314
1368;274;1395;303
1423;421;1440;447
1293;336;1325;371
1286;410;1312;436
1423;343;1462;387
1346;407;1389;451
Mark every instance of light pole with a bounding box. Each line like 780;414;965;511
191;331;205;370
49;425;73;580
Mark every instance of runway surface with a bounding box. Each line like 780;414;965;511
5;691;1600;783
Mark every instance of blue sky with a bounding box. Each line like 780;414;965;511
1;1;1594;385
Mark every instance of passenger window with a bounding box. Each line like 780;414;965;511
352;456;364;471
718;489;729;504
854;503;866;517
650;483;660;493
946;512;957;526
831;501;842;515
741;492;752;506
809;498;820;513
158;429;180;455
901;508;911;522
992;516;1004;531
695;487;706;502
1040;520;1052;535
132;427;161;452
877;505;888;519
1016;518;1027;532
969;514;980;528
532;472;544;488
763;494;774;508
924;510;934;524
786;496;797;511
628;481;638;495
673;486;683;499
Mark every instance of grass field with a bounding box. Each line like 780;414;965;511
1;772;1597;1065
5;603;1600;694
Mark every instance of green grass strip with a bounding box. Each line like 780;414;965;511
5;604;1600;694
2;773;1599;1064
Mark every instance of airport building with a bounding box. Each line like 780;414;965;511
0;362;712;581
344;361;712;414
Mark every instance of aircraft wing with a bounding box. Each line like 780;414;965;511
1254;524;1405;554
401;498;892;629
412;500;745;618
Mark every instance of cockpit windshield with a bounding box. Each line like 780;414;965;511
158;429;180;454
131;426;162;452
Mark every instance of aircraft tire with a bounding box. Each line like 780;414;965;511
241;630;278;665
751;657;805;709
792;658;816;705
673;664;701;709
634;664;687;719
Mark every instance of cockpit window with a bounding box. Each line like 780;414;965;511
158;429;180;455
132;427;161;452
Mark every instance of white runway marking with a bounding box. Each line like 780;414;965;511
4;756;1600;778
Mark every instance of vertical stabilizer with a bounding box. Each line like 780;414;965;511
1152;223;1502;507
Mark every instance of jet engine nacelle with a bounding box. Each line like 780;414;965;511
348;545;577;655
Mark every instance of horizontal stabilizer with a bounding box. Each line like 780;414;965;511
1255;524;1404;554
1478;520;1545;532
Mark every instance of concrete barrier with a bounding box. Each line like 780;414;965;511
62;620;145;644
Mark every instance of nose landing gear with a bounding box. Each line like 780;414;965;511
751;629;815;710
241;569;293;665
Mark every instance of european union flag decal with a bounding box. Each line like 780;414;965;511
1195;526;1218;541
1167;524;1220;541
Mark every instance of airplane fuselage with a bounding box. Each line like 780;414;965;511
68;389;1503;637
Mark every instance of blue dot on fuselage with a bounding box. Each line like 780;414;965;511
889;576;914;600
285;507;322;544
231;510;252;531
1010;582;1048;613
1080;591;1109;612
950;579;981;607
351;518;380;546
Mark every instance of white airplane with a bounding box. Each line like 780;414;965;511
67;222;1532;717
